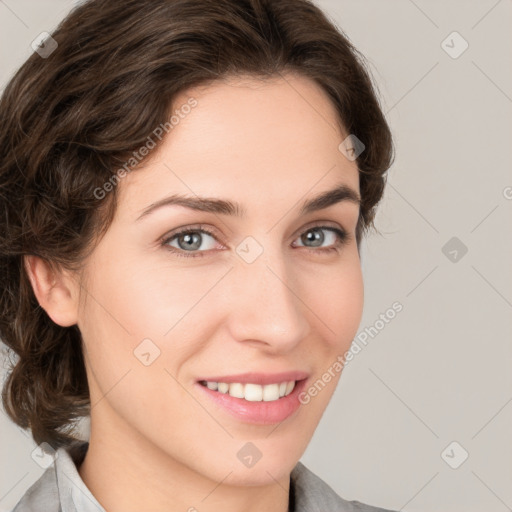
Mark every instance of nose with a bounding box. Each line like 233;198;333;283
225;245;311;353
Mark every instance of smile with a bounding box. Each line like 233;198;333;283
195;371;309;424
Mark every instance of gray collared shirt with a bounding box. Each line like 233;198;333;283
11;441;399;512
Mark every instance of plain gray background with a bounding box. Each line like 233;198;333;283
1;1;511;511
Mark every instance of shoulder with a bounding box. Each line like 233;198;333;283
10;464;60;512
9;440;99;512
290;461;399;512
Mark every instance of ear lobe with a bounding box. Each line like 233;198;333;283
23;255;79;327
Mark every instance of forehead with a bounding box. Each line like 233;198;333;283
117;72;360;221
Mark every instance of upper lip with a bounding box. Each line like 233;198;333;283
197;371;310;385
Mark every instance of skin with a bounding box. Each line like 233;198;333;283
25;71;364;512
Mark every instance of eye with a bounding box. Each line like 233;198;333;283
161;223;350;259
293;225;348;253
161;224;219;258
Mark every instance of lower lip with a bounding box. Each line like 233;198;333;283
196;379;308;425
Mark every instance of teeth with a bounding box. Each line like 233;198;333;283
244;383;263;401
262;383;280;401
202;380;296;402
228;382;244;398
217;382;229;394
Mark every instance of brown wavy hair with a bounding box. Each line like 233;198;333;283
0;0;394;449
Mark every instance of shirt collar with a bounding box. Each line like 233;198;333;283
55;441;105;512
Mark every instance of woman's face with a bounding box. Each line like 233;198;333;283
75;71;364;485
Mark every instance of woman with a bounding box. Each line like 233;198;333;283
0;0;397;510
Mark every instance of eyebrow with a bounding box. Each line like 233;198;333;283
135;182;361;222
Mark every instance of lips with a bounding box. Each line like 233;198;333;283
195;371;310;424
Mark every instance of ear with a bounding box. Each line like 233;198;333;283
23;255;80;327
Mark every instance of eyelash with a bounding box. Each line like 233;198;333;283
160;223;350;259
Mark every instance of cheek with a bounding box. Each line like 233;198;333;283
77;252;226;407
83;244;219;345
77;257;206;439
303;255;364;351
